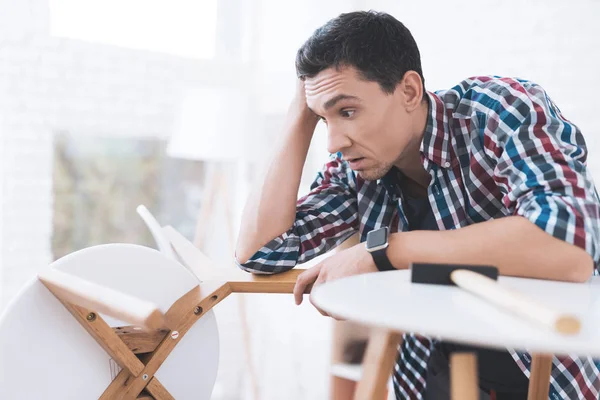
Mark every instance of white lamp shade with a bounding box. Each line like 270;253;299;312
167;87;248;161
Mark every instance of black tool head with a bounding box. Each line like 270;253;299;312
410;263;499;286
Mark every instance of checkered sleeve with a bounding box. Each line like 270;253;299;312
490;80;600;270
235;155;359;274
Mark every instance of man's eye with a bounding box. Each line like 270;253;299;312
340;110;355;118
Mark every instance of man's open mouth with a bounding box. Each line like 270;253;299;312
347;157;366;169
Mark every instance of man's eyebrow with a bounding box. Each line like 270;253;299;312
323;94;360;111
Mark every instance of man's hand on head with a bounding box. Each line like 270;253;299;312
293;241;378;317
289;78;319;127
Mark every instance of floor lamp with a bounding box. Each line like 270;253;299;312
167;87;260;400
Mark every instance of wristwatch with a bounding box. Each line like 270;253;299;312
366;227;395;271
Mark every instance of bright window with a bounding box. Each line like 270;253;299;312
49;0;218;59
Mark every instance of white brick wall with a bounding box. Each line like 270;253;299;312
0;1;260;399
0;0;247;307
0;114;4;305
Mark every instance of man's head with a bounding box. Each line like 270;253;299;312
296;11;427;181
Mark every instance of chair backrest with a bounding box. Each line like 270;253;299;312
136;204;176;260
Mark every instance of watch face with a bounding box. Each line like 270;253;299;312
367;227;388;249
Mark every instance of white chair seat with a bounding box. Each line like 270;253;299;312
0;244;220;399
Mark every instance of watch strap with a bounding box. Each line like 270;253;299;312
372;248;395;271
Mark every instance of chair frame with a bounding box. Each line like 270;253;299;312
37;226;308;400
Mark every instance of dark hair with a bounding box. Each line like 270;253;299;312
295;11;425;95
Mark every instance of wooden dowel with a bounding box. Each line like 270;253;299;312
39;269;166;330
450;352;479;400
450;270;580;335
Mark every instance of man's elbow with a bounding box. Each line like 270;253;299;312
234;251;264;274
235;248;253;266
565;249;595;283
235;237;262;266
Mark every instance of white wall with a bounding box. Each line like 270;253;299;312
0;1;265;399
370;0;600;174
0;0;245;307
1;0;54;308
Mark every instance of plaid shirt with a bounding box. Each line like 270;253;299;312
237;76;600;399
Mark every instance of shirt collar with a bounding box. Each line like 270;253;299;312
420;91;456;169
379;166;404;201
376;91;456;190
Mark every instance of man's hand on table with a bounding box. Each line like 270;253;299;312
293;242;378;317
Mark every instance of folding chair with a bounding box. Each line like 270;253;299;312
0;226;308;399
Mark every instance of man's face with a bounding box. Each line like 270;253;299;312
304;66;416;181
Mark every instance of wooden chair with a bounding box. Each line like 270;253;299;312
0;226;310;399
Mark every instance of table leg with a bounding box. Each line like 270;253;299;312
354;329;403;400
450;352;478;400
527;354;553;400
330;319;369;400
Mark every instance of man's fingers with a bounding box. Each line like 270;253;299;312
314;271;327;286
293;265;321;305
309;270;330;315
309;292;330;317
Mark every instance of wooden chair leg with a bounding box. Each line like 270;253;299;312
100;282;231;400
450;352;478;400
145;377;175;400
527;354;553;400
331;376;358;400
354;329;402;400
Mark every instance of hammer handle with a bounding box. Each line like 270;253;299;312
450;270;580;335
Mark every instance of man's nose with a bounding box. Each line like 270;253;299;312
326;125;352;154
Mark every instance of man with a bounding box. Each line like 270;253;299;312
235;10;600;400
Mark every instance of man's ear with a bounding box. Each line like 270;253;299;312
399;71;424;112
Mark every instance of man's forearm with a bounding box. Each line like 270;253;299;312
387;216;594;282
236;112;317;264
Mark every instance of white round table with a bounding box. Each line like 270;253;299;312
311;270;600;399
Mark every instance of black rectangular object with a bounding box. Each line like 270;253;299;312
410;263;499;286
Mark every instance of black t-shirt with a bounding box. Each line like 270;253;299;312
394;172;529;394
